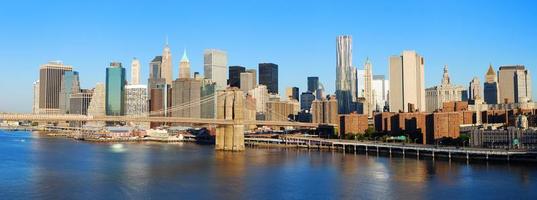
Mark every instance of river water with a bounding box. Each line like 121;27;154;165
1;131;536;199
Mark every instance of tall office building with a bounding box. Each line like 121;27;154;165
425;65;464;112
484;65;499;104
200;79;216;119
307;77;319;93
356;69;365;98
162;40;173;85
204;49;228;89
179;49;191;79
249;85;269;113
229;66;246;88
240;71;256;93
336;35;353;114
39;61;73;114
105;62;126;116
33;80;40;114
246;69;257;86
87;83;105;117
389;50;425;112
131;58;141;85
125;85;148;116
468;77;482;101
69;89;93;115
363;58;373;117
300;91;315;111
286;87;299;101
498;65;532;103
172;78;201;118
149;56;162;80
351;66;358;101
372;75;389;112
148;56;171;117
59;71;80;114
259;63;278;94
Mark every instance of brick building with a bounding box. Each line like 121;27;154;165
339;113;368;137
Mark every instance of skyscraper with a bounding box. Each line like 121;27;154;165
39;61;73;114
172;78;201;118
148;56;170;117
498;65;532;103
425;65;464;112
351;66;357;101
59;71;80;114
484;65;499;104
125;85;148;116
300;91;315;111
131;58;141;85
468;77;482;101
204;49;228;89
249;85;269;114
69;89;93;115
286;87;299;101
229;66;246;88
356;69;365;98
200;79;216;119
32;80;40;114
363;58;373;117
105;62;126;116
240;71;255;93
307;76;319;93
161;40;173;85
179;49;190;79
246;69;257;86
389;50;425;112
336;35;353;114
372;75;389;112
87;83;105;117
259;63;278;94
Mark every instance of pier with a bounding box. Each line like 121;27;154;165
245;136;537;162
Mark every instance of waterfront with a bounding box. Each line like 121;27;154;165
1;131;537;199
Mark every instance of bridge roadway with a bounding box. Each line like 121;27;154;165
245;136;534;161
0;113;326;128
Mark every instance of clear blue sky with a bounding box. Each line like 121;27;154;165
1;0;536;113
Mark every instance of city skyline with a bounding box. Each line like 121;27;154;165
1;0;537;112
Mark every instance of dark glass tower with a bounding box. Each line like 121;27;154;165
307;76;319;92
106;62;126;116
228;66;245;88
259;63;278;94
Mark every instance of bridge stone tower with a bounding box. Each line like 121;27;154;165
215;88;245;151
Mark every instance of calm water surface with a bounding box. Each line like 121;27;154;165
1;131;536;199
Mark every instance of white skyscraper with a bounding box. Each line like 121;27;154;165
372;75;389;112
131;58;141;85
204;49;228;89
356;69;365;98
336;35;353;114
162;39;173;85
179;49;191;79
389;50;425;112
363;58;373;117
33;80;40;114
125;85;148;116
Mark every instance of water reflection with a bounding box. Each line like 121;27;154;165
0;131;536;199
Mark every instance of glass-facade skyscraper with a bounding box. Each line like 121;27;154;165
106;62;126;116
259;63;278;94
229;66;246;88
307;77;319;93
